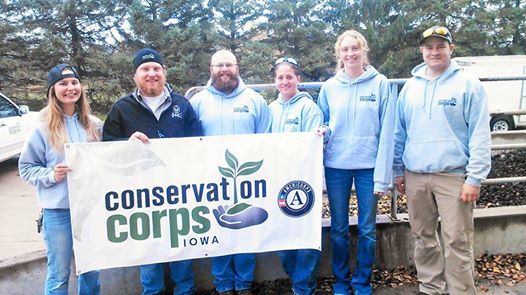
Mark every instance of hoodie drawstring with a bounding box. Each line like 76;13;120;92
429;81;438;119
347;84;351;131
346;82;359;130
280;102;289;132
66;116;82;143
353;83;358;125
422;80;438;119
422;80;429;111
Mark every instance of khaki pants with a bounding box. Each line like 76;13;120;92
405;170;475;295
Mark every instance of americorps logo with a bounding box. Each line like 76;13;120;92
277;180;315;217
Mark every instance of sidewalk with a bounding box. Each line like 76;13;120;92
372;282;526;294
0;158;44;260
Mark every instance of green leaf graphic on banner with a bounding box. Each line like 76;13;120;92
218;149;264;204
238;160;263;176
218;166;234;178
225;149;238;170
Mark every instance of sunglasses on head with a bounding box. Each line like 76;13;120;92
422;26;449;38
274;57;299;67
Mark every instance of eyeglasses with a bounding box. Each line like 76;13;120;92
422;26;450;38
211;63;237;69
274;57;299;67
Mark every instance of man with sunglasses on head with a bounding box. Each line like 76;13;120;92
393;26;491;295
190;49;271;295
103;48;201;295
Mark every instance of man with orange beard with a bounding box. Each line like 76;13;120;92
103;48;201;295
190;49;271;295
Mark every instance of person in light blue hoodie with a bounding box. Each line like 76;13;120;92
19;64;101;295
190;49;271;295
315;30;397;295
393;26;491;295
270;57;323;295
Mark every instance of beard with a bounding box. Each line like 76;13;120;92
211;71;239;94
136;77;166;97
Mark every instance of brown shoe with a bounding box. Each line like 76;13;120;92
236;290;253;295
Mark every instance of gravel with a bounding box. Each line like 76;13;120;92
480;150;526;208
321;150;526;218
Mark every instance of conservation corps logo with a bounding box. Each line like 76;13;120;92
172;105;183;118
278;180;315;217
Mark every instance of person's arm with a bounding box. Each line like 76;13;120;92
18;129;57;188
393;84;409;181
373;80;397;194
316;85;331;141
102;102;127;141
185;100;203;137
302;103;324;132
255;95;272;133
462;79;492;202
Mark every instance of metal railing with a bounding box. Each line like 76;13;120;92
388;133;526;221
185;75;526;221
184;75;526;99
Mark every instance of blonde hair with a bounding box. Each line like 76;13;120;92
43;85;99;151
334;30;370;70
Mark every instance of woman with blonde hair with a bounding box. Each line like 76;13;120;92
19;63;101;294
315;30;396;294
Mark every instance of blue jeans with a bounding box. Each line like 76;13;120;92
139;260;195;295
42;209;100;295
325;168;377;295
278;249;321;295
211;254;255;292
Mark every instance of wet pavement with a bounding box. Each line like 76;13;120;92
0;157;44;260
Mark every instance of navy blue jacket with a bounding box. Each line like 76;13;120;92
103;88;202;141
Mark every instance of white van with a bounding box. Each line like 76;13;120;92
453;55;526;131
0;92;37;163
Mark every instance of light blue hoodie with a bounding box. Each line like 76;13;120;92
393;60;491;186
269;91;322;133
318;65;397;193
19;113;102;209
190;77;271;135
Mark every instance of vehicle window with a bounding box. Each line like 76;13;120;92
0;96;19;118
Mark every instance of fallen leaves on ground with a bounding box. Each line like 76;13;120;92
476;253;526;286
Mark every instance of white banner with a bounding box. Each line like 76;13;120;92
65;132;323;274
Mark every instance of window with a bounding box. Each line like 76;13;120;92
0;96;18;118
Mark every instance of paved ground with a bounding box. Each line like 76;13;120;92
0;157;44;260
372;282;526;294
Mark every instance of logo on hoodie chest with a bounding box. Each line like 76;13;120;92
172;105;183;118
233;105;250;113
359;94;376;102
285;117;299;125
437;98;457;107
